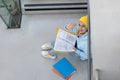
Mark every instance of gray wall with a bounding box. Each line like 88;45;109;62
90;0;120;80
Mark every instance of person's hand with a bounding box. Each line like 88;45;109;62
75;30;81;36
66;22;76;30
73;47;77;51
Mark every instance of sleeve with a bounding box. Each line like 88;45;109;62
75;42;88;60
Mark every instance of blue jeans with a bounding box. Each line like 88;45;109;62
50;41;81;60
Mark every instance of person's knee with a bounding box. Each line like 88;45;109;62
69;53;81;60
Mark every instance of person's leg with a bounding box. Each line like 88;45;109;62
69;52;81;60
49;49;57;56
51;41;55;47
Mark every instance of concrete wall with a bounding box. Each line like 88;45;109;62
90;0;120;80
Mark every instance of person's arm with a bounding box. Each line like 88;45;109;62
75;49;88;60
74;42;88;60
64;22;78;33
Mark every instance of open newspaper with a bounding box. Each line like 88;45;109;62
54;28;77;52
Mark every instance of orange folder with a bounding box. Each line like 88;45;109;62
52;68;72;80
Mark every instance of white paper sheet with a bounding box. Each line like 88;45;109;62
54;28;77;52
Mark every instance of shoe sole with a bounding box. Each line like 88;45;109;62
41;53;57;59
41;48;53;51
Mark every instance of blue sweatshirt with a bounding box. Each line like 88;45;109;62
65;25;88;60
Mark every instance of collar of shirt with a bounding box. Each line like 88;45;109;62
79;32;88;38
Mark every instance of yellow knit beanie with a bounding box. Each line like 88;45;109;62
79;15;88;28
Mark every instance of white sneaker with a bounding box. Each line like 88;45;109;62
41;42;53;50
41;51;56;59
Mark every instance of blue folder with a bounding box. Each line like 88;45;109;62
53;57;76;78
